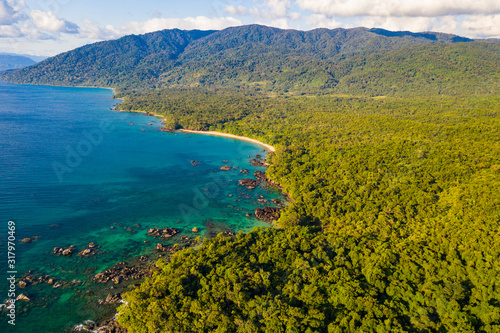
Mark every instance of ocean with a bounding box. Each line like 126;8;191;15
0;82;281;332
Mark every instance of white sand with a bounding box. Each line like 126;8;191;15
180;129;275;152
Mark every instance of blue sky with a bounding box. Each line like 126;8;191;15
1;0;499;56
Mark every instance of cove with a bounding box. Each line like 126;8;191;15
0;82;283;332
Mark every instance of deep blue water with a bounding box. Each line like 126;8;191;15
0;82;281;332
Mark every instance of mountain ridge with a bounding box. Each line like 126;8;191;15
1;24;492;95
0;54;37;71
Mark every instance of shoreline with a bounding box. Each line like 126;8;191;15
115;107;276;152
179;129;276;152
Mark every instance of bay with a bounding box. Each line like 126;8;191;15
0;82;281;332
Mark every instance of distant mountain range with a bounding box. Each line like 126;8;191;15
1;25;498;95
0;54;37;71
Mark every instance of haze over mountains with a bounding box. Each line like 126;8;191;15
0;54;37;71
0;25;499;96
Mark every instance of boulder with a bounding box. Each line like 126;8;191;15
16;293;30;301
21;238;32;243
79;249;92;256
250;158;265;167
254;171;267;181
147;227;179;238
272;198;285;207
238;178;260;188
220;165;231;171
255;206;281;223
112;276;123;285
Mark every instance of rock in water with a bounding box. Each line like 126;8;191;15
16;293;31;301
255;206;281;222
238;178;260;188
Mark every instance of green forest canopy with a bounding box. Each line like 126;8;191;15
1;25;499;332
116;91;500;332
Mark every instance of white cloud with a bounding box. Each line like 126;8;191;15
30;10;78;33
0;0;24;25
267;17;290;29
225;5;247;16
18;21;54;39
120;16;242;35
78;20;119;40
461;14;500;38
289;12;301;20
306;14;342;29
249;0;298;22
0;24;21;36
296;0;500;18
264;0;291;17
79;16;243;41
356;16;435;32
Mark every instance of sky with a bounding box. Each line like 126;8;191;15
1;0;499;57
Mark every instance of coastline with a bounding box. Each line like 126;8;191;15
115;107;276;152
179;129;276;152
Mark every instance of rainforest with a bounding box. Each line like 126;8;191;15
1;25;499;332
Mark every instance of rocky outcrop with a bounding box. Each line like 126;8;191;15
16;293;31;301
272;198;285;207
156;243;182;254
255;206;281;222
18;272;59;289
78;242;101;257
53;245;76;256
147;227;179;239
220;165;231;171
238;178;260;189
94;262;152;284
98;293;122;305
254;170;267;181
250;158;265;167
79;318;127;333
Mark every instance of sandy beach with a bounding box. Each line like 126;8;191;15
180;129;275;152
114;106;275;152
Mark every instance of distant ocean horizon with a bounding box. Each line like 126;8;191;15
0;82;282;332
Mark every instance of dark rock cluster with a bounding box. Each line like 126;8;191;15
255;206;281;222
147;227;179;239
238;178;260;189
93;262;152;284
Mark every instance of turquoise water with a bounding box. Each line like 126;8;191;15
0;82;281;332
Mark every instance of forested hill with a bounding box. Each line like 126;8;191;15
0;54;36;71
1;24;493;95
3;24;500;332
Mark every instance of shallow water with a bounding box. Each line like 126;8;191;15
0;82;281;332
